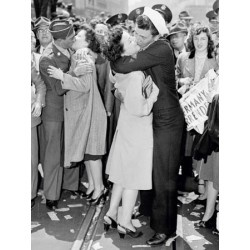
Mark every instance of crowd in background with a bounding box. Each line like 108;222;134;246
31;0;219;246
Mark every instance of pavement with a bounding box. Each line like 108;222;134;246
31;178;219;250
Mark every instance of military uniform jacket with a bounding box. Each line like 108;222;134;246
39;43;70;122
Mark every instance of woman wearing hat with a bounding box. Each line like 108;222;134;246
176;24;218;203
47;24;107;206
101;26;159;239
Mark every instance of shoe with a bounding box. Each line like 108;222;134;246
117;224;143;239
196;210;217;229
86;190;94;201
103;214;117;231
46;200;58;211
131;211;143;219
88;191;105;206
31;199;35;209
146;232;177;246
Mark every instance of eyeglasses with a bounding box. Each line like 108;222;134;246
38;29;50;34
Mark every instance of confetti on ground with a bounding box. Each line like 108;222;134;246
132;219;142;228
70;229;75;233
81;182;89;188
67;204;83;208
31;222;41;229
47;212;60;221
55;207;70;212
141;221;147;225
186;235;204;242
82;213;86;216
63;199;66;202
37;189;44;196
92;242;103;250
38;163;44;178
193;205;204;210
132;245;151;248
190;212;201;217
64;215;73;220
70;195;77;200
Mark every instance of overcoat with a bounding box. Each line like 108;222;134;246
62;53;107;167
106;71;159;190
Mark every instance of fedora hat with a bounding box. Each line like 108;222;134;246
179;10;193;20
128;7;144;23
152;4;172;24
166;21;188;39
106;13;128;27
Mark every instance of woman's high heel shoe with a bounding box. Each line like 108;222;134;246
196;210;217;228
89;191;105;206
103;215;117;232
117;224;143;239
85;190;94;201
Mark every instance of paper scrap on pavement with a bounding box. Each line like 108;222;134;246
193;205;204;210
186;235;204;242
141;221;147;225
63;199;66;202
177;196;193;204
190;212;201;217
64;215;73;220
92;242;103;250
55;207;70;212
132;245;151;248
132;219;142;228
70;229;75;233
47;212;60;221
67;204;83;208
37;189;44;196
70;195;77;200
82;213;86;216
38;163;44;178
31;222;41;229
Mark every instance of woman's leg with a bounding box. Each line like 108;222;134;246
88;159;104;199
119;189;138;231
84;161;94;195
202;181;219;221
106;183;123;220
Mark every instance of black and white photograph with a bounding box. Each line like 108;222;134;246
2;0;249;250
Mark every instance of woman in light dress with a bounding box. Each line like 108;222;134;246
102;26;159;238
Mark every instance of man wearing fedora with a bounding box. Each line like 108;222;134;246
179;10;193;29
39;20;75;210
167;21;188;64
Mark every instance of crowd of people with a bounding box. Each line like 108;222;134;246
31;0;219;246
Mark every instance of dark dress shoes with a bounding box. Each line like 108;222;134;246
146;232;177;246
46;200;58;211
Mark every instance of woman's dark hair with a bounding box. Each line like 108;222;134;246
77;23;101;53
136;15;159;36
187;24;215;59
101;26;124;62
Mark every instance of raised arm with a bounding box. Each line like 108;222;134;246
111;40;168;73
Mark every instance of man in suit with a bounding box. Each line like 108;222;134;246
167;21;188;64
39;20;75;210
111;7;184;246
